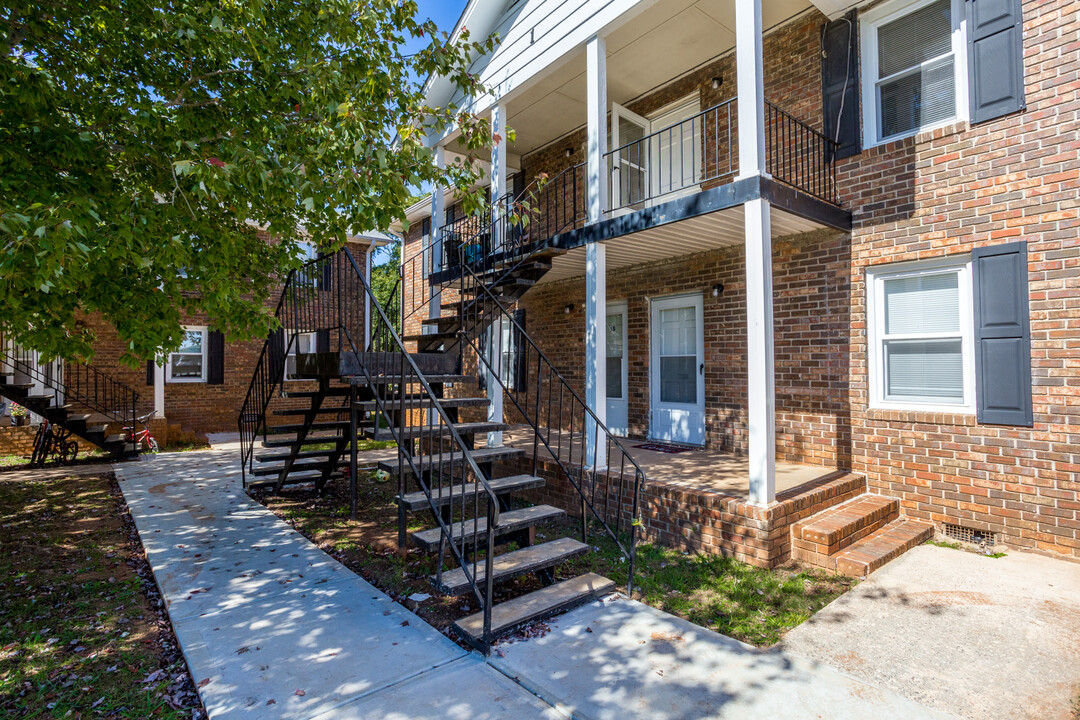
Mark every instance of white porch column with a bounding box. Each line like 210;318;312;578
586;35;608;223
585;35;609;467
486;104;507;447
429;145;446;323
735;0;767;179
745;197;775;506
585;244;607;467
153;362;165;420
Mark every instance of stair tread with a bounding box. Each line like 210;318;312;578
452;573;615;645
251;459;346;476
793;494;899;548
0;382;33;389
351;374;474;385
261;433;346;448
354;396;489;411
271;406;349;417
434;537;590;596
834;518;935;577
379;445;526;476
397;474;545;512
255;447;341;462
402;332;457;342
411;504;565;552
247;471;344;489
368;421;508;442
282;387;353;399
266;420;351;434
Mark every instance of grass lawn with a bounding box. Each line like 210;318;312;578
0;471;206;718
0;448;111;472
254;472;856;647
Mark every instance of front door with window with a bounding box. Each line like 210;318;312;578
605;303;628;436
650;295;705;445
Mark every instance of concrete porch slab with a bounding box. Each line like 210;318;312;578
489;595;958;720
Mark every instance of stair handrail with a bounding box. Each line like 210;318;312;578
455;253;645;597
237;267;301;487
330;248;503;649
0;337;142;454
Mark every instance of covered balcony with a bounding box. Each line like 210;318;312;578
420;0;854;510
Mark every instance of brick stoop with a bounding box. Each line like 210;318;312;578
792;494;933;577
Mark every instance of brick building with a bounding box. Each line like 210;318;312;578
394;0;1080;567
2;232;388;445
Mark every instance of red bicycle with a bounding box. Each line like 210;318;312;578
122;412;159;453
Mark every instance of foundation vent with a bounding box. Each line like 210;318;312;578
943;523;997;548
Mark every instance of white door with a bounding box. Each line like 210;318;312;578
605;303;628;436
610;103;650;214
650;295;705;445
648;98;701;203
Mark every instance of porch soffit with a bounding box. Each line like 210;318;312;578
540;203;825;284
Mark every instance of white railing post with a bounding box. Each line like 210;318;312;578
745;197;775;506
486;104;508;448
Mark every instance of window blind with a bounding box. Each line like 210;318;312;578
884;272;960;334
885;340;964;399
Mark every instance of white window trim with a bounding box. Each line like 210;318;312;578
866;257;976;413
284;330;317;382
860;0;969;148
167;326;208;383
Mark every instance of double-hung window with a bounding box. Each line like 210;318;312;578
861;0;967;146
284;331;316;381
168;327;207;382
867;259;975;412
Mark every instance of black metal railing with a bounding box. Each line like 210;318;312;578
605;99;736;213
0;337;141;453
455;251;644;597
604;97;839;211
236;248;505;651
765;100;839;204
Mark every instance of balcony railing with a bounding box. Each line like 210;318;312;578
429;98;838;275
605;97;839;212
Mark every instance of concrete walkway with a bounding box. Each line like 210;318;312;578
783;544;1080;720
118;445;961;719
114;447;562;720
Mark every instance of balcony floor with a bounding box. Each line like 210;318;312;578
495;425;839;500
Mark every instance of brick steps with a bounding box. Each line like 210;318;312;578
834;518;935;577
792;493;932;577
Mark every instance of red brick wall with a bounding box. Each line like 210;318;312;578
78;244;370;436
834;0;1080;559
515;229;850;466
407;2;1080;560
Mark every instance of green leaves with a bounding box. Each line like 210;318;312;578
0;0;494;363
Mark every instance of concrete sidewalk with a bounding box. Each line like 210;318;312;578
114;447;562;720
117;445;959;720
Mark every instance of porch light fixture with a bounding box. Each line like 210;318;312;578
710;76;723;90
711;283;724;297
564;303;575;314
563;147;573;158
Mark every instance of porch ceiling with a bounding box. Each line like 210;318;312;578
539;204;824;284
497;0;813;156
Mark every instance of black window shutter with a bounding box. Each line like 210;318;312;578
967;0;1026;124
512;309;527;392
316;329;330;353
820;10;860;159
268;328;285;379
972;241;1032;426
146;360;154;386
207;331;225;385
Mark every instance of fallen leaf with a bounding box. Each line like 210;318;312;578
294;688;306;697
197;678;210;688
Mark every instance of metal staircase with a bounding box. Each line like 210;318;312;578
0;339;141;459
237;175;647;650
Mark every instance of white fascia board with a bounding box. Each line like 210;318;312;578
810;0;869;19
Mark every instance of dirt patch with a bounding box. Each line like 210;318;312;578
0;470;206;718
